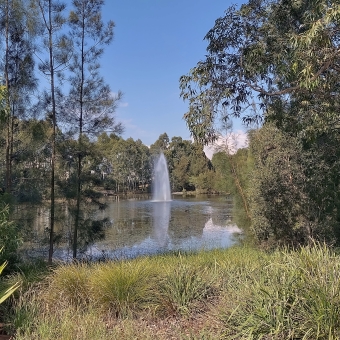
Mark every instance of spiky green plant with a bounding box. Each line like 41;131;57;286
221;243;340;339
156;261;214;315
0;248;20;304
46;262;92;308
91;258;155;317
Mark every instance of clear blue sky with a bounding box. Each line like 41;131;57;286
99;0;245;146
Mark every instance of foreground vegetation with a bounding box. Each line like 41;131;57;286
0;244;339;339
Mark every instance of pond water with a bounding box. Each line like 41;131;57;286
18;195;242;261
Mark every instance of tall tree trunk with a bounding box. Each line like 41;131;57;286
10;101;14;192
72;9;85;259
48;0;56;264
73;153;81;259
4;0;11;194
228;154;251;220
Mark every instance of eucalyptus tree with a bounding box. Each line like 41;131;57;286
135;139;151;192
67;0;122;259
166;137;190;191
165;137;211;192
111;138;130;192
35;0;72;263
121;138;151;192
180;0;340;245
179;0;340;143
150;133;170;155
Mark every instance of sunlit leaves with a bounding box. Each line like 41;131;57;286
180;0;340;142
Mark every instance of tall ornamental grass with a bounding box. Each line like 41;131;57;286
221;244;340;339
91;258;156;317
6;244;340;339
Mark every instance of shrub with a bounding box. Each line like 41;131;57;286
156;262;214;315
222;243;340;339
91;258;154;317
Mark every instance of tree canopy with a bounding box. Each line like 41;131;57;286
180;0;340;143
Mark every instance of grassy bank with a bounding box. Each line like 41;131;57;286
2;244;340;339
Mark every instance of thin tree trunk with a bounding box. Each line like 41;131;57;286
48;0;56;264
10;102;14;192
73;8;85;259
73;153;81;259
228;153;251;220
5;0;11;193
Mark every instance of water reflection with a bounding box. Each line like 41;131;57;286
18;196;242;260
88;197;242;260
152;202;171;247
202;218;242;247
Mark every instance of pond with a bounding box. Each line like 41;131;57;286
18;195;242;261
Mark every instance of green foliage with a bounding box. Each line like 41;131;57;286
164;136;212;192
248;124;308;246
17;176;44;203
179;0;340;247
247;123;340;246
212;148;252;232
96;134;151;193
211;152;232;193
157;262;214;315
150;132;170;154
180;0;340;143
92;259;154;317
8;245;340;339
212;149;249;195
0;249;20;304
189;170;216;193
0;205;21;269
223;244;340;339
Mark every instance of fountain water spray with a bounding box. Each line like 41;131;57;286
152;153;171;201
152;153;171;246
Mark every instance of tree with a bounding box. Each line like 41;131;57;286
12;118;52;203
36;0;71;263
161;136;212;192
247;125;308;246
67;0;122;259
179;0;340;143
0;0;38;194
189;170;216;193
135;139;151;192
179;0;340;246
212;147;251;228
150;133;169;155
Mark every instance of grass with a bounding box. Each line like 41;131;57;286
3;244;340;339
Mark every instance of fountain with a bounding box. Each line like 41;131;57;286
152;153;172;201
152;153;171;247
